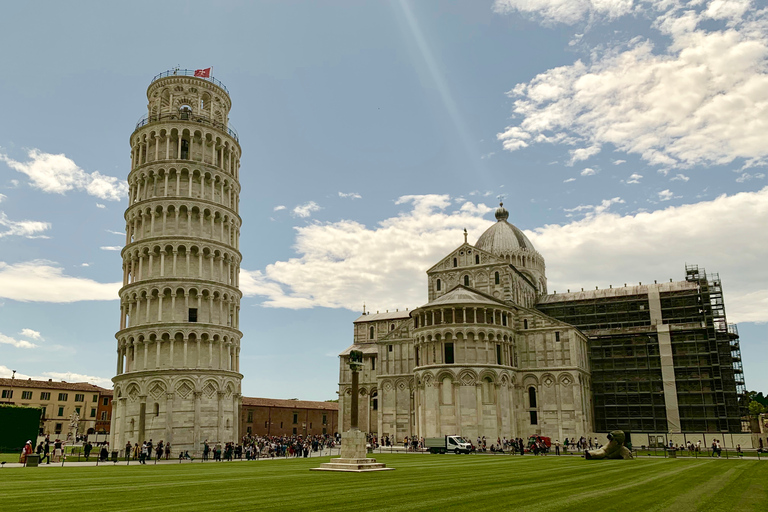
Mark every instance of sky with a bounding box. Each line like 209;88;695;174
0;0;766;400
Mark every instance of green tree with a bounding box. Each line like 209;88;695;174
749;400;766;417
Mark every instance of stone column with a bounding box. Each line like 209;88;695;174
165;393;174;445
193;391;202;455
217;391;225;443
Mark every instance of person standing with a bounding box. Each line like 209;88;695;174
555;440;561;456
42;438;51;464
125;441;132;460
53;439;63;463
165;443;171;460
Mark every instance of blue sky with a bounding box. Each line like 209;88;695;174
0;0;765;400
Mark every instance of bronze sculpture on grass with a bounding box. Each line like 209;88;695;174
585;430;633;460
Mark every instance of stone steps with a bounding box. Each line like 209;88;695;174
311;457;394;472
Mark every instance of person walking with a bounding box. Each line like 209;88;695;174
165;442;171;460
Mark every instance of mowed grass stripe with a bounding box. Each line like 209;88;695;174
1;455;766;512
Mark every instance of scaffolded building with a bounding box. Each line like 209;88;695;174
536;264;746;434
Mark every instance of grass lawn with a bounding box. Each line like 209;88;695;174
2;454;766;511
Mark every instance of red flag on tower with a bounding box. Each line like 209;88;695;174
194;67;211;78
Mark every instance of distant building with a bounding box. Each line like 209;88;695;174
239;398;338;437
0;378;110;437
337;203;747;444
96;389;113;434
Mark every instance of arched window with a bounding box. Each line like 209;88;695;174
528;387;537;408
453;258;457;267
436;279;441;291
371;391;378;411
154;403;159;417
369;326;375;339
523;319;528;329
475;255;480;264
464;275;469;286
495;271;500;285
390;323;395;331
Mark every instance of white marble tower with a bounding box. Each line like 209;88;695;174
111;69;243;456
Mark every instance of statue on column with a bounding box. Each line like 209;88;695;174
68;412;80;442
312;350;393;471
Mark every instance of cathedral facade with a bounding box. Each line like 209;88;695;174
338;204;594;442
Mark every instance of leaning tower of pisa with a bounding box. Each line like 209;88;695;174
111;70;243;456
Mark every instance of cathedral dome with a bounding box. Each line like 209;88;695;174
475;202;535;255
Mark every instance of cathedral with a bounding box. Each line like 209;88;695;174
338;203;593;442
337;203;746;443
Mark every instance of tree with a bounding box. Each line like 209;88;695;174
749;400;766;417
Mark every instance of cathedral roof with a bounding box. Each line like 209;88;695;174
475;202;536;255
353;310;411;323
339;344;379;356
420;284;507;309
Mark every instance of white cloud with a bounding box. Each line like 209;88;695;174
658;189;675;201
613;159;627;165
338;192;362;199
671;173;690;182
563;177;577;183
80;263;90;267
273;205;286;212
529;186;768;323
0;260;120;302
0;365;112;388
0;149;128;201
96;203;106;209
292;201;322;218
0;211;51;239
100;246;122;251
242;187;768;324
569;144;601;165
0;193;6;203
105;229;124;236
580;167;597;176
496;2;768;169
240;195;493;310
626;173;643;184
0;333;37;349
493;0;635;25
736;172;766;183
19;328;43;341
564;197;625;218
480;152;496;160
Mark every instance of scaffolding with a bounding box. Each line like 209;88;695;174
536;266;747;433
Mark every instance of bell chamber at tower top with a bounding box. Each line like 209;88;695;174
132;68;240;165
